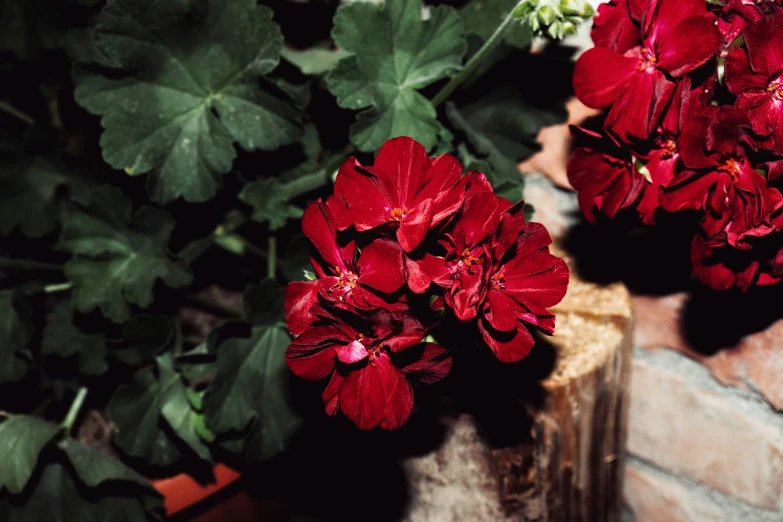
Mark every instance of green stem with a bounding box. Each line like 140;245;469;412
62;387;88;432
283;170;331;199
182;294;243;319
43;282;73;294
0;101;35;125
267;235;277;279
705;0;725;6
431;1;523;107
0;257;63;272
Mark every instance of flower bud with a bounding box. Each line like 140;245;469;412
561;20;578;35
537;5;557;26
512;0;537;18
559;0;593;17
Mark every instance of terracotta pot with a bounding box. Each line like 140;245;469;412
150;464;261;521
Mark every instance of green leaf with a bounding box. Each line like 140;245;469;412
60;186;192;323
42;302;108;377
0;461;161;522
0;416;62;495
279;233;314;283
0;157;89;238
58;439;155;492
0;0;64;61
0;290;33;384
460;0;533;49
243;278;285;326
239;178;303;230
281;46;347;76
107;356;211;467
73;0;305;204
113;315;176;367
326;0;466;152
203;325;301;461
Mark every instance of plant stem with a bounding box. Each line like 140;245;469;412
43;282;73;294
283;170;331;199
182;294;243;319
431;1;523;107
0;101;35;125
62;387;88;432
0;257;63;272
267;235;277;279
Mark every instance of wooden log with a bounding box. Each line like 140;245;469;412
402;248;633;522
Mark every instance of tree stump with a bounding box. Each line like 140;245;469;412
401;246;634;522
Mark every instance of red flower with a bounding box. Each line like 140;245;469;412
725;12;783;152
334;137;467;252
574;0;720;139
285;306;450;430
591;0;641;53
445;206;570;363
476;214;569;363
691;235;763;290
567;124;647;222
660;107;783;246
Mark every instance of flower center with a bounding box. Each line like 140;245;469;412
490;272;506;291
366;344;383;366
660;140;677;160
718;158;742;182
390;207;410;221
332;269;358;301
636;48;657;72
767;78;783;100
460;248;481;267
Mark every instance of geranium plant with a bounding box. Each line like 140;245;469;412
570;0;783;291
0;0;587;518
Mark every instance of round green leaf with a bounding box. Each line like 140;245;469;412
0;416;62;495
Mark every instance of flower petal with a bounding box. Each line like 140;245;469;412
285;326;342;380
478;319;536;363
655;16;720;77
725;47;768;96
592;0;642;53
405;253;452;294
573;47;639;108
338;361;387;430
397;343;452;385
370;136;432;209
284;281;320;335
357;239;406;294
744;12;783;77
334;158;395;231
397;198;434;252
302;198;355;271
605;68;675;139
484;290;522;332
376;354;414;430
336;340;369;364
323;371;344;416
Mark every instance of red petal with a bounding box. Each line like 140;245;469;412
370;137;432;210
478;320;536;363
725;47;768;96
357;239;406;294
605;68;675;139
397;199;433;252
336;340;369;364
660;170;719;211
628;0;647;21
456;192;512;248
338;362;387;430
415;153;463;204
485;291;521;332
284;281;320;336
334;157;395;231
323;371;343;416
398;343;452;385
592;1;642;53
285;326;341;380
376;354;414;430
377;311;426;352
503;251;570;309
405;253;452;294
573;47;639;108
302;199;351;271
655;16;720;77
446;267;486;321
744;12;783;77
643;0;707;46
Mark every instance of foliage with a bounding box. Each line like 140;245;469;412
0;0;575;518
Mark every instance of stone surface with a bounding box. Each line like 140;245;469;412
634;293;783;411
627;353;783;510
624;462;726;522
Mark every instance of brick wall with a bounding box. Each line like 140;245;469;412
624;298;783;522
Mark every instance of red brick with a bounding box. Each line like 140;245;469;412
624;464;725;522
634;294;783;411
628;358;783;509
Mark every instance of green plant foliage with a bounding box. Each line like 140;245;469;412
239;178;303;230
42;301;108;377
460;0;533;49
0;290;33;384
326;0;466;152
107;355;212;467
59;186;192;322
0;416;62;495
73;0;305;203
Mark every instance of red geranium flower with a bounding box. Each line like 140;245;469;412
284;196;407;335
574;0;720;139
660;106;783;246
334;136;467;252
591;0;641;53
446;207;570;362
567;124;647;222
725;12;783;152
285;306;450;430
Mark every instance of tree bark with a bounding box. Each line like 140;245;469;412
402;251;633;522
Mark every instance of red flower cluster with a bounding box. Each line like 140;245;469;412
284;137;569;429
570;0;783;290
